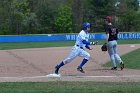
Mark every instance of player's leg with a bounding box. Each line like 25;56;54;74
77;49;90;73
107;41;117;70
55;46;80;74
113;41;124;70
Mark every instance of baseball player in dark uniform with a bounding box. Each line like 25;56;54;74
105;16;124;70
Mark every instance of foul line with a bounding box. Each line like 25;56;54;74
74;75;140;78
0;75;140;80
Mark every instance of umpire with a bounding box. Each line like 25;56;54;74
104;16;124;70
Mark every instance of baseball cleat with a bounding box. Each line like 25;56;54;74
77;66;85;73
111;67;117;70
55;65;59;74
120;63;124;70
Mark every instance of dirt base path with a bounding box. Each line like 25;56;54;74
0;44;140;82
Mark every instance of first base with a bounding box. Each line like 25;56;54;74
46;73;61;78
130;45;135;48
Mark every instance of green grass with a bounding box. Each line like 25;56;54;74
0;40;139;50
0;41;75;50
103;48;140;69
117;40;140;44
0;82;140;93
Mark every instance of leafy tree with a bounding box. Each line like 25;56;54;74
11;0;30;34
126;0;139;11
116;0;140;32
22;12;38;34
134;12;140;32
54;5;72;33
0;0;30;34
119;10;135;32
0;0;140;34
0;0;12;34
87;0;115;32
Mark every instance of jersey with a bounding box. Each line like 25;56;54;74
105;25;118;41
105;25;123;68
75;30;90;48
62;30;90;64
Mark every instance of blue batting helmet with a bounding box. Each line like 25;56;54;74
82;22;90;30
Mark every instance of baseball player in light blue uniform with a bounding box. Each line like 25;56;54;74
105;16;124;70
55;22;93;74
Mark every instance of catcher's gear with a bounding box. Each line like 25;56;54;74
101;43;107;51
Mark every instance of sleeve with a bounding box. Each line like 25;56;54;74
82;40;90;45
80;32;91;49
116;28;119;34
85;45;90;49
79;31;86;40
79;31;90;45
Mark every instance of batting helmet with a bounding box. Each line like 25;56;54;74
82;22;90;30
105;16;112;23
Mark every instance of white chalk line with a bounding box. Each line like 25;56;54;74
0;75;140;80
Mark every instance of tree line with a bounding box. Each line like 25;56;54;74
0;0;140;35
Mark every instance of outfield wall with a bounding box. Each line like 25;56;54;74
0;33;140;42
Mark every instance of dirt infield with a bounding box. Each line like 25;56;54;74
0;44;140;82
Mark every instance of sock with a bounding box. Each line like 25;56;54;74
79;59;88;68
56;61;64;68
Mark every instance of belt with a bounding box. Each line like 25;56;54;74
108;40;116;42
76;45;83;49
108;39;117;41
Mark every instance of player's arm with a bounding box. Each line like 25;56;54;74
82;40;92;50
105;27;109;43
106;33;109;43
82;40;90;45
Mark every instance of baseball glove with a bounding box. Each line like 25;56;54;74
101;43;107;51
